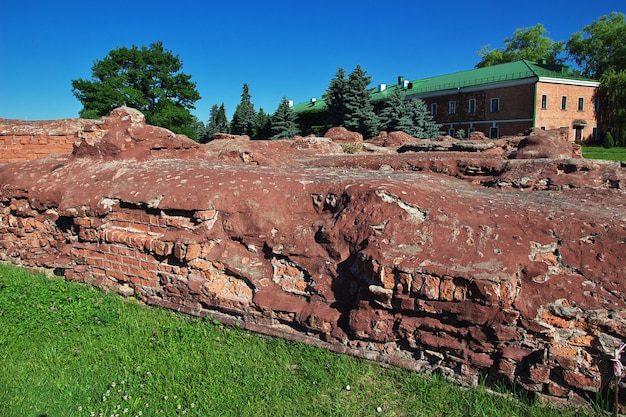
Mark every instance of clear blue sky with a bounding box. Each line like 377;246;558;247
0;0;621;122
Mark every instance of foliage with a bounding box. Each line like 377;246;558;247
476;24;564;68
603;131;615;148
343;65;379;138
270;97;300;140
254;108;272;139
231;83;256;136
378;89;442;139
456;129;466;140
566;12;626;78
0;263;590;417
340;143;364;154
201;103;230;143
599;69;626;147
323;67;347;128
71;41;201;140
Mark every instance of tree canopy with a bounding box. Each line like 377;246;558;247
71;41;201;139
270;97;300;140
476;24;564;68
322;67;347;128
230;83;256;137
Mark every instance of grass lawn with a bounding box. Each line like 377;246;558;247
0;263;600;417
581;144;626;162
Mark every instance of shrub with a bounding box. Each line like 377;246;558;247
603;131;614;148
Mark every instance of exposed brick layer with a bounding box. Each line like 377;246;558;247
1;108;625;408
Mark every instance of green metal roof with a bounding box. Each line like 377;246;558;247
291;60;598;113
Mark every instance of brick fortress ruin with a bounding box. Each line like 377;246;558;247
1;107;625;407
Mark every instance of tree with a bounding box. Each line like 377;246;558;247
231;83;256;136
396;98;442;139
343;65;379;138
270;97;300;140
378;89;441;139
201;103;230;143
71;41;201;139
566;12;626;78
254;108;272;139
567;13;626;145
476;24;564;68
323;67;347;128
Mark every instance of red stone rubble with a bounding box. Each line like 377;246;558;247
1;107;625;408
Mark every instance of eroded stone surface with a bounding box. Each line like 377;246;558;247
1;107;625;406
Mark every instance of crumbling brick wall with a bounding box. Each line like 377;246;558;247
0;118;105;163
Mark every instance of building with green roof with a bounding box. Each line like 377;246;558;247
292;60;600;141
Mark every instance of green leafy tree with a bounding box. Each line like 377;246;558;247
71;41;201;139
476;24;564;68
254;108;272;139
270;97;300;140
231;83;256;136
567;12;626;78
323;67;347;128
343;65;379;138
567;13;626;145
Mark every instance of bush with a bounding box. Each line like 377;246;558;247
603;131;614;148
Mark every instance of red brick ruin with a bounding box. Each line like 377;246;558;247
1;107;625;407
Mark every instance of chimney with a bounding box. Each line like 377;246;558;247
398;76;405;86
378;83;386;92
288;100;293;107
310;98;316;105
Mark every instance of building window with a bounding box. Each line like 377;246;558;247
448;101;456;114
540;126;546;130
490;98;500;112
593;127;598;142
578;97;584;111
561;96;567;110
595;98;600;112
468;98;476;113
489;126;499;139
431;103;438;116
541;94;547;109
448;127;455;136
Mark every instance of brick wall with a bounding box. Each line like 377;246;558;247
0;118;106;163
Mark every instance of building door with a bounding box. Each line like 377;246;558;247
575;127;583;142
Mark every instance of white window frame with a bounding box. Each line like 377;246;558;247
578;97;584;111
561;96;567;110
541;94;547;109
468;98;476;113
431;103;438;116
448;100;456;115
490;97;500;113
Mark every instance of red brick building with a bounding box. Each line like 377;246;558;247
293;60;600;141
403;59;599;141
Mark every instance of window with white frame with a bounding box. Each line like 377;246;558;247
578;97;584;111
541;94;547;109
561;96;567;110
490;97;500;112
448;101;456;114
431;103;438;116
468;98;476;113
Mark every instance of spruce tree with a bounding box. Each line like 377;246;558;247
254;108;272;139
401;98;442;139
343;65;378;138
201;103;230;142
215;103;229;134
231;83;256;136
323;67;347;128
378;88;406;132
270;97;300;140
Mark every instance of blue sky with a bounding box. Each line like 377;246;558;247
0;0;621;122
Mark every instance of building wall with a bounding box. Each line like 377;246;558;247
535;82;598;142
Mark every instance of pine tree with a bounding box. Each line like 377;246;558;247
231;83;256;136
270;97;300;140
378;88;406;132
254;108;272;139
215;103;229;134
400;99;442;139
323;67;347;128
343;65;378;138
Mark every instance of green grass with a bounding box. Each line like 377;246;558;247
581;144;626;161
0;263;596;417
